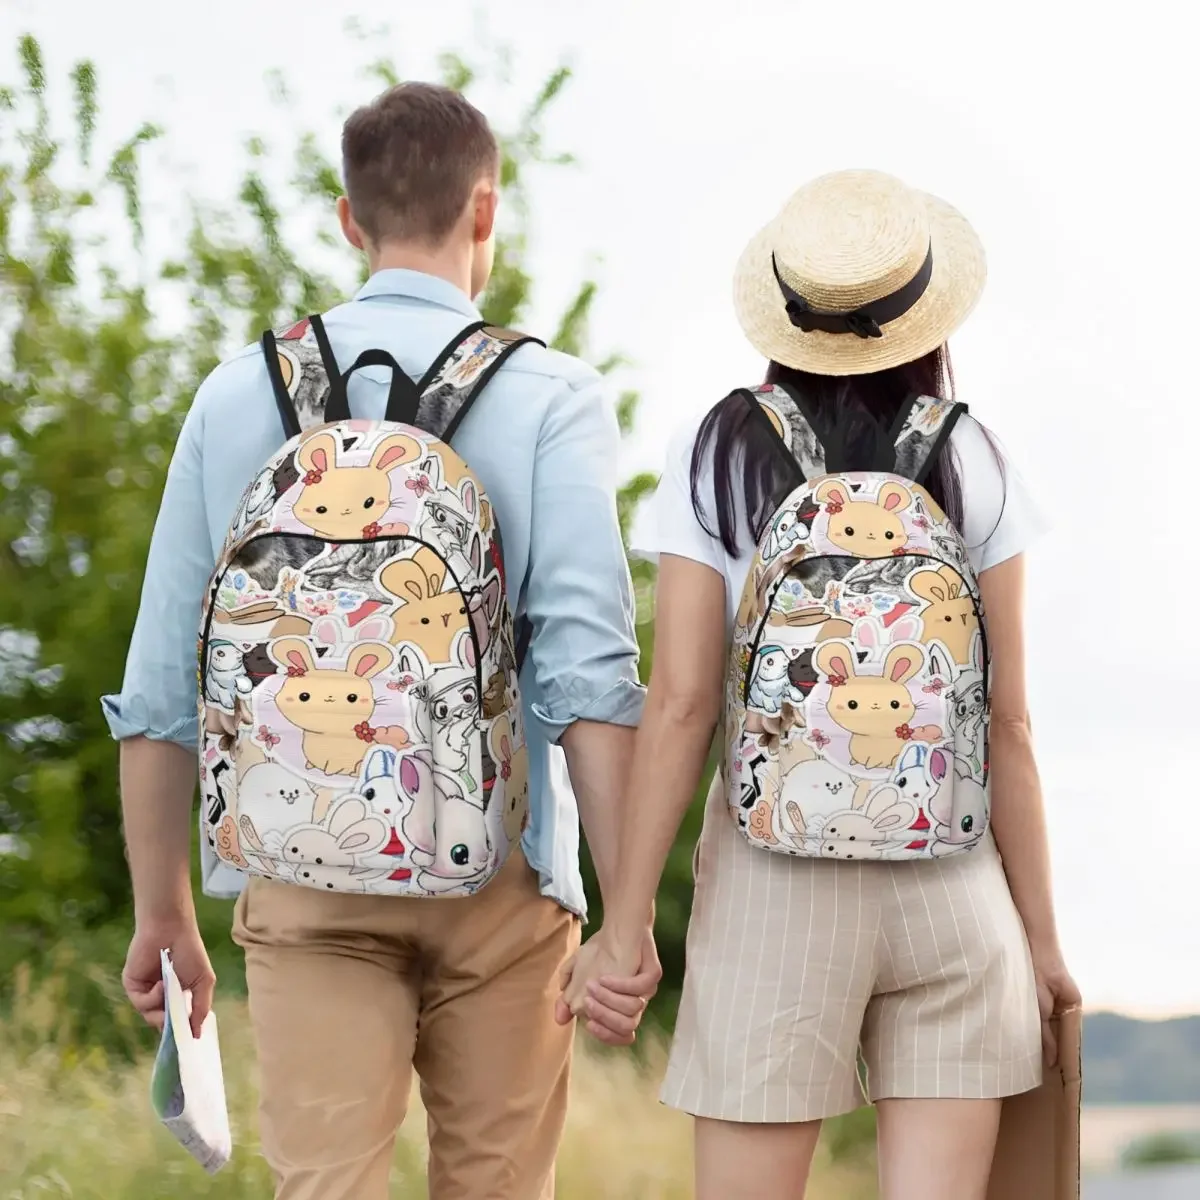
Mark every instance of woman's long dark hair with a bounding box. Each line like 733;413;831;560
691;345;993;556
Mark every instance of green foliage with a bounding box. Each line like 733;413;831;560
1121;1130;1200;1169
0;32;672;1046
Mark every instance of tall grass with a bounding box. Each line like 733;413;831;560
1;966;878;1198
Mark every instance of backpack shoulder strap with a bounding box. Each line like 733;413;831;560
737;383;827;487
413;322;544;443
890;394;969;486
412;322;543;674
261;316;544;441
261;314;345;437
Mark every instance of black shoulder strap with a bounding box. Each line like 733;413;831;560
260;315;345;437
412;322;543;443
737;383;827;486
259;316;543;440
409;323;542;674
891;395;968;486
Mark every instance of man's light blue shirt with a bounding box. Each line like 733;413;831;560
102;269;645;918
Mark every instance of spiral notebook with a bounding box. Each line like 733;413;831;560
149;948;232;1174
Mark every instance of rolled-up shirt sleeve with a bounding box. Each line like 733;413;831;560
523;374;645;742
101;389;217;750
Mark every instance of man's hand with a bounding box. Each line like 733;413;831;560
555;925;661;1047
123;918;215;1040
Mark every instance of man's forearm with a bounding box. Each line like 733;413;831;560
120;737;198;927
560;719;636;909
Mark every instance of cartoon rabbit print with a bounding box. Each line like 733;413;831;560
397;748;491;892
269;637;395;777
948;631;988;776
280;796;391;891
379;546;468;664
891;743;949;809
747;645;805;714
909;564;978;664
928;764;987;855
488;712;529;843
761;507;808;563
416;454;480;579
819;786;918;860
815;478;911;556
814;640;936;769
425;630;481;783
292;430;421;541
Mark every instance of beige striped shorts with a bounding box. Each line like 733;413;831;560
661;774;1043;1123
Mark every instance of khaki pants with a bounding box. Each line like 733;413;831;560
232;850;581;1200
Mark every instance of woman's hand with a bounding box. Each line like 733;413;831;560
555;926;661;1046
1031;944;1081;1066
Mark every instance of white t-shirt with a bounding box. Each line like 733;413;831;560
633;408;1047;631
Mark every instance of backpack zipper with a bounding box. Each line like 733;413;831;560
199;531;485;711
741;552;988;707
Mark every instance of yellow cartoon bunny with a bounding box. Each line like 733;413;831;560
815;478;911;557
268;637;395;777
292;430;421;541
908;564;978;665
814;639;931;769
379;546;469;665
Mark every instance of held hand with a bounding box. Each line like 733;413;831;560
556;926;661;1046
123;919;216;1040
1031;946;1081;1067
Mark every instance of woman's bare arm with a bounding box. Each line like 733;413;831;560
606;553;727;944
979;554;1060;951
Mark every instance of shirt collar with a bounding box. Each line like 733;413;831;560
353;268;481;320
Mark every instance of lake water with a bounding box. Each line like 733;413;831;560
1085;1164;1200;1199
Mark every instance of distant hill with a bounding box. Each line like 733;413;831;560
1085;1013;1200;1104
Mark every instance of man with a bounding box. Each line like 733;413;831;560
105;82;659;1200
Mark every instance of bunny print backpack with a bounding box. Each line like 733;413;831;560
197;314;540;898
727;383;990;863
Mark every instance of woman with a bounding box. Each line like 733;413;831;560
563;170;1080;1200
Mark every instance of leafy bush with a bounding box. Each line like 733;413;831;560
1121;1130;1200;1169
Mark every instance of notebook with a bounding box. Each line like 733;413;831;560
987;1007;1082;1200
149;948;233;1174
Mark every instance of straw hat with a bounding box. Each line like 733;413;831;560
732;169;986;376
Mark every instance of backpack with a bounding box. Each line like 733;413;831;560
197;314;541;898
726;383;990;863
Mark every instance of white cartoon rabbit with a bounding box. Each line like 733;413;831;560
890;743;950;809
819;786;917;860
762;507;808;562
746;644;805;715
205;639;251;711
279;796;391;891
310;612;396;652
231;465;278;540
929;764;988;856
853;612;921;655
348;745;406;835
397;747;491;892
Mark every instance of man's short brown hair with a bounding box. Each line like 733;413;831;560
341;82;499;246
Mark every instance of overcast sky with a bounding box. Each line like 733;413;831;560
2;0;1196;1017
